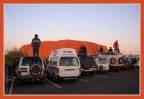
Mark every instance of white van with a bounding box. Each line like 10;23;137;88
92;54;109;72
46;48;81;82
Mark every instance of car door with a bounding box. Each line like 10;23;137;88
58;57;80;77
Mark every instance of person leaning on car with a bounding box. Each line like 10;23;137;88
31;34;41;63
13;57;19;78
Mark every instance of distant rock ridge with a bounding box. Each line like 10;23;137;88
20;39;108;58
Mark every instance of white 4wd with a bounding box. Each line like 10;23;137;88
109;53;125;70
92;55;109;72
15;57;46;84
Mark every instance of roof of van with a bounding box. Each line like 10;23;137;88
49;48;77;57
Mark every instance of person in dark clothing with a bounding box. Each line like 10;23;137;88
45;59;49;65
134;58;137;64
78;45;83;53
81;45;87;56
13;57;19;78
31;34;41;63
132;58;137;66
44;58;49;69
108;47;113;53
78;45;87;57
98;47;103;54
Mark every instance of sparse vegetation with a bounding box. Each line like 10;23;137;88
5;47;28;67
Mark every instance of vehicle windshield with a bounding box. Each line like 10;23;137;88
21;57;42;66
98;58;108;64
88;57;96;66
59;57;79;66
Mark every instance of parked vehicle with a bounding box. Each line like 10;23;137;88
109;53;125;71
15;57;46;84
79;56;96;76
123;56;140;69
92;54;109;73
46;48;81;82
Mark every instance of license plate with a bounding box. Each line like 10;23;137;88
65;69;75;71
21;68;27;72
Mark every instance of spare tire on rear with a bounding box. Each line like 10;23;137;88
118;58;124;64
30;64;42;76
81;58;91;70
110;58;116;64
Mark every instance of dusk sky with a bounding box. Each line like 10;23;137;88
4;4;140;55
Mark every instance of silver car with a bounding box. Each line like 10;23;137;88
15;57;46;84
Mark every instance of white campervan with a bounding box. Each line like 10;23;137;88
46;48;81;82
92;54;109;72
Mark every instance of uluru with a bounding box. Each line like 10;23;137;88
20;39;108;59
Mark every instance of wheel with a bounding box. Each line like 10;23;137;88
72;79;77;82
30;64;42;76
89;72;94;76
38;80;45;84
46;71;50;78
118;58;124;64
53;74;60;83
16;79;23;85
110;58;116;64
99;65;104;71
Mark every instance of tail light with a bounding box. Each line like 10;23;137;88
56;68;59;74
18;70;21;75
43;69;46;75
79;68;81;72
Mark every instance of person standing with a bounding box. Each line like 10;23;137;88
78;45;87;57
45;59;49;65
78;45;83;57
13;57;19;78
98;47;103;54
81;45;87;56
113;40;119;53
31;34;41;63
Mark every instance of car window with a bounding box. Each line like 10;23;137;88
81;57;91;65
21;57;42;66
98;58;108;64
53;58;57;66
88;57;96;65
59;57;79;66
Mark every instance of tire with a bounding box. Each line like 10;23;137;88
16;79;23;85
46;71;50;78
53;74;60;83
30;64;42;76
72;79;77;82
89;72;94;76
99;65;103;71
110;58;116;64
109;66;118;72
38;80;45;84
118;58;124;64
81;58;91;70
